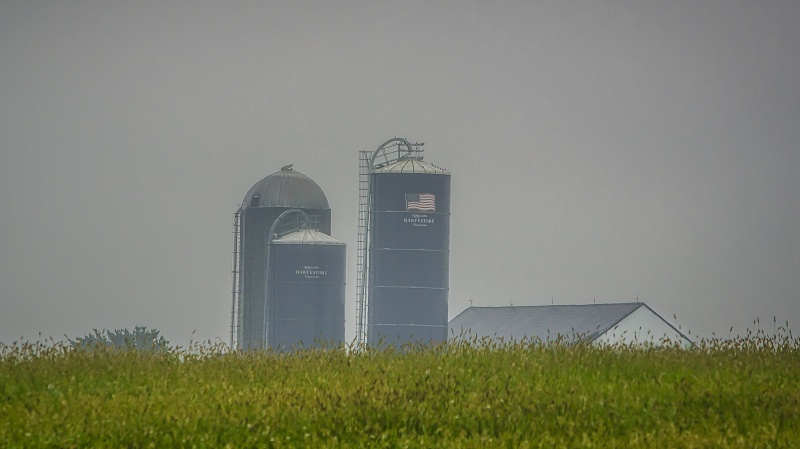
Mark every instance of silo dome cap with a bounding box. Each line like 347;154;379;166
272;229;345;246
244;166;330;209
373;158;449;175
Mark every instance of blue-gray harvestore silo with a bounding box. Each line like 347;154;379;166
267;229;346;351
232;166;332;350
356;139;451;346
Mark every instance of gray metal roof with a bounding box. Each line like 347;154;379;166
244;166;330;210
271;229;345;246
449;303;645;343
373;157;450;175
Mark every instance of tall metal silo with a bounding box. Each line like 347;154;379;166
267;227;346;351
230;165;332;350
355;138;451;346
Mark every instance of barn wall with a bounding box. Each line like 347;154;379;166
595;306;692;347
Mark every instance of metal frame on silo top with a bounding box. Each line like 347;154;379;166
356;138;451;346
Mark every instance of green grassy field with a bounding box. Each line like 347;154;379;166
2;335;799;448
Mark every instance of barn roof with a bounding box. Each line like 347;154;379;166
449;302;654;343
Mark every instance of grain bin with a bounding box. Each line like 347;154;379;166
266;228;346;351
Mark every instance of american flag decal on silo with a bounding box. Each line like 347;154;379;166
405;193;436;211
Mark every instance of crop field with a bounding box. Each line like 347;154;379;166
2;334;799;448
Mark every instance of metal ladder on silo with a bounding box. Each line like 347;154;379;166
355;151;372;346
355;140;424;346
230;208;243;349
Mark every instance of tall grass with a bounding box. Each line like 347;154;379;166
2;332;798;448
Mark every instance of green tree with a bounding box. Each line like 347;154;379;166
70;326;170;352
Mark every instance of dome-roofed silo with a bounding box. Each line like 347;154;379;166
231;165;333;350
243;164;331;211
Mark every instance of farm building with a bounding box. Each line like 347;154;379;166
449;302;692;347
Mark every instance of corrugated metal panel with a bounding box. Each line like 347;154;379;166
372;158;450;175
448;303;644;343
244;167;330;210
272;229;345;246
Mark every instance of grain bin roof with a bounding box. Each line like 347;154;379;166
272;229;345;246
373;157;449;175
244;166;330;209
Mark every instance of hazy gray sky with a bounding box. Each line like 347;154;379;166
2;1;798;345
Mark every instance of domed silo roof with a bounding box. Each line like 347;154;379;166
244;165;330;209
272;229;345;246
373;157;449;175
